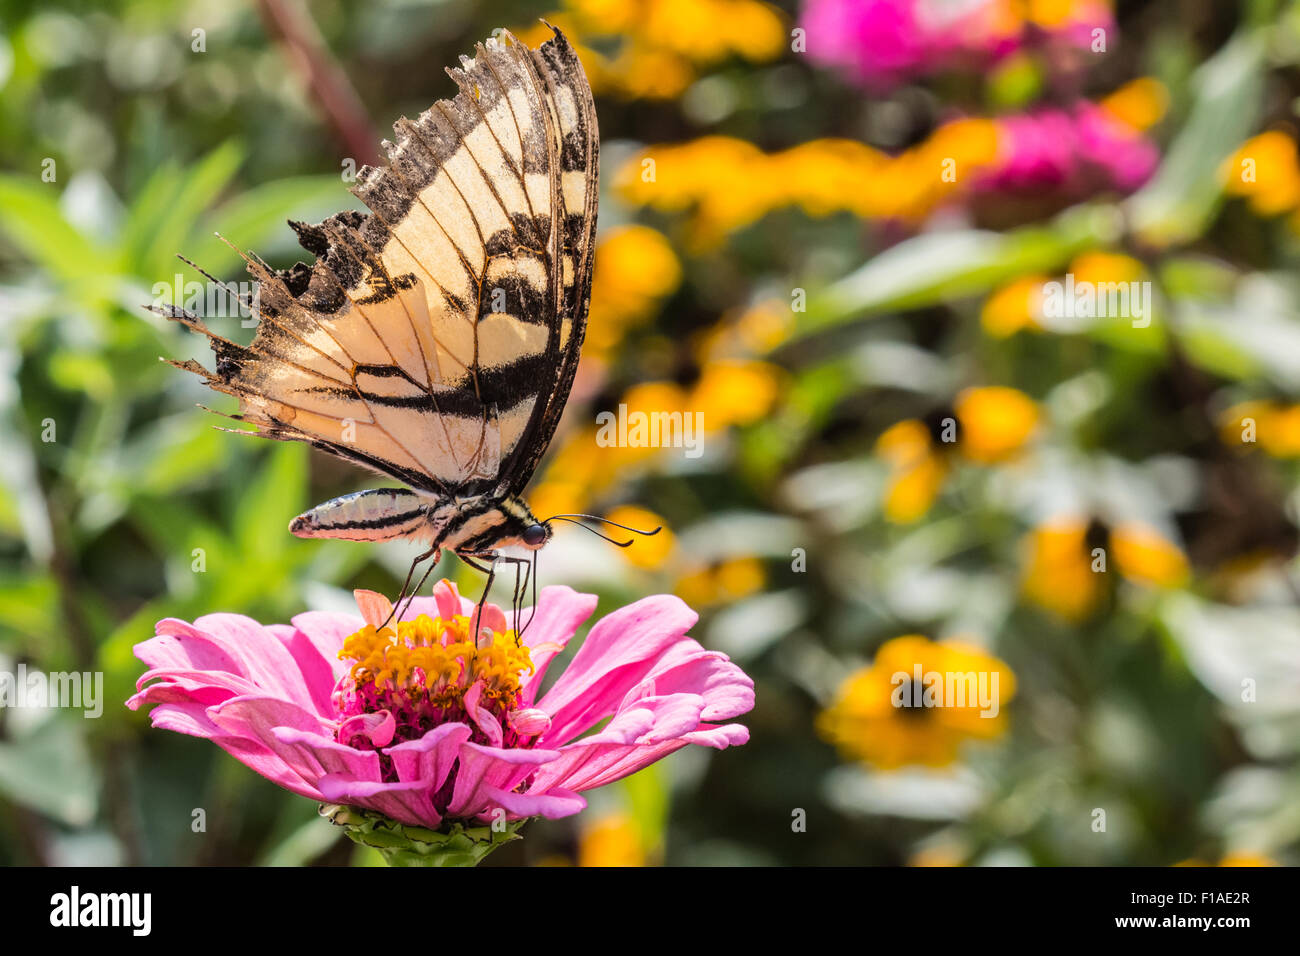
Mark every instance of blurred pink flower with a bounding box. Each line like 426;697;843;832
979;102;1158;194
800;0;1111;90
128;581;753;828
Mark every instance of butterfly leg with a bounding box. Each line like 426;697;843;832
384;545;441;628
457;551;534;638
493;555;531;633
457;552;497;642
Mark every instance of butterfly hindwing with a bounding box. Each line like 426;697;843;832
158;26;596;503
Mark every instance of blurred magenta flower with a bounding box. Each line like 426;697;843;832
800;0;1112;90
128;581;753;832
980;101;1158;194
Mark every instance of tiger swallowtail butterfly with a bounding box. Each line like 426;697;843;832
152;26;627;611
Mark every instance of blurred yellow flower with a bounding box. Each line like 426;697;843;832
876;419;944;524
695;300;794;362
587;225;683;356
675;556;767;606
876;418;933;468
818;635;1017;770
529;360;776;524
1111;521;1190;588
1069;250;1146;286
918;118;1001;196
529;425;607;519
1099;77;1169;132
883;449;949;525
578;812;646;867
1022;517;1188;619
604;47;698;99
908;839;968;866
690;359;782;431
778;139;889;218
1175;853;1277;867
716;555;765;597
1220;400;1300;457
1220;131;1300;216
1216;852;1277;867
569;0;784;64
531;0;784;100
981;275;1049;337
1022;518;1106;621
953;386;1040;464
604;504;674;569
617;123;1002;247
985;254;1145;337
875;388;1038;523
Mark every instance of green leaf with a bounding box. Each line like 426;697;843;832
1126;28;1266;246
621;761;670;857
0;716;98;826
796;204;1122;337
129;140;246;278
232;443;308;565
0;174;112;282
120;413;229;497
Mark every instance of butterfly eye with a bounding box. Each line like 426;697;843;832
523;523;548;547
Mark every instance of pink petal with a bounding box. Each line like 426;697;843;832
353;590;394;629
506;707;551;737
445;742;561;820
462;681;504;748
483;784;586;821
535;594;753;746
516;586;598;705
337;710;396;748
138;696;324;799
285;610;362;680
206;695;371;798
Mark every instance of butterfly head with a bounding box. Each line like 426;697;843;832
522;521;551;548
488;496;552;552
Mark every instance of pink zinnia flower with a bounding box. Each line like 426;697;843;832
127;582;753;832
800;0;1019;90
977;102;1158;195
799;0;1113;91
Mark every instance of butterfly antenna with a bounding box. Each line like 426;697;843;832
542;513;663;548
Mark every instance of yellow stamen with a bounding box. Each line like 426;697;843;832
338;614;535;709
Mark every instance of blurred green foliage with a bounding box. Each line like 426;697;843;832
3;0;1300;868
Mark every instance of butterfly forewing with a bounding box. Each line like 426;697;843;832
160;26;597;508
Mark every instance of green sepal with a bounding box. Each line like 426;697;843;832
320;803;528;867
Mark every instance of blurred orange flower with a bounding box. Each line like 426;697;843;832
604;504;675;569
587;225;682;357
1022;517;1189;620
819;635;1017;770
617;123;1001;247
876;387;1040;523
674;556;766;607
981;274;1049;337
523;0;785;100
1099;77;1169;132
1220;400;1300;458
690;359;783;431
1220;131;1300;217
578;812;646;866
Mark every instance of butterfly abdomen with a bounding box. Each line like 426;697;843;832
289;488;436;541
